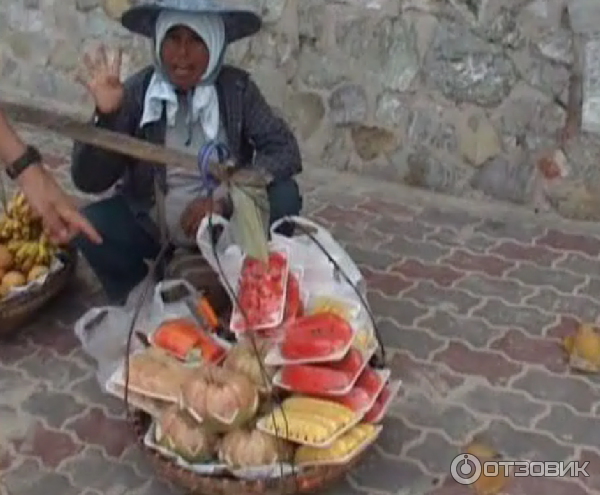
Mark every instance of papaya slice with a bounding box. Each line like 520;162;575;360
153;318;202;360
279;364;351;394
283;272;303;321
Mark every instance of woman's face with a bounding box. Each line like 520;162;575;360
160;25;209;91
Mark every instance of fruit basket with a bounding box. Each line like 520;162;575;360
97;249;400;495
130;409;363;495
76;211;399;495
0;191;78;338
0;244;77;337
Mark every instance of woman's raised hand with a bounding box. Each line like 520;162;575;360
77;45;124;114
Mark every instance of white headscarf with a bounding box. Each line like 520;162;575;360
140;10;225;140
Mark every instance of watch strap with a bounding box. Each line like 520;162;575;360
6;145;42;180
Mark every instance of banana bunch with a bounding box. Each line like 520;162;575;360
295;423;378;465
6;235;57;273
258;397;355;445
309;296;356;320
0;192;43;242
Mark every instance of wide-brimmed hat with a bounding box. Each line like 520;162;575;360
121;0;262;43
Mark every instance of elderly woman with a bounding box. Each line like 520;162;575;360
71;0;302;304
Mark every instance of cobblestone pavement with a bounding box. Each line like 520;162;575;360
3;135;600;495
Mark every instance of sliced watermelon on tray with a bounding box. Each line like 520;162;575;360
355;367;383;396
327;386;371;412
328;348;364;376
278;364;352;395
279;312;353;361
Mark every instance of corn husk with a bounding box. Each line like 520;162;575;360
229;184;269;263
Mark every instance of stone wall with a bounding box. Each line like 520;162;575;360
2;0;600;220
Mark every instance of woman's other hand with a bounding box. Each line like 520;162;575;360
180;197;223;239
77;45;124;115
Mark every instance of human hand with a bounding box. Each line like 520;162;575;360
77;44;124;115
17;165;102;245
180;197;222;238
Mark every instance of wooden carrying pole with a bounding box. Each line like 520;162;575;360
0;89;268;188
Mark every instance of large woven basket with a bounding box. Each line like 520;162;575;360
130;410;360;495
0;246;77;338
131;252;363;494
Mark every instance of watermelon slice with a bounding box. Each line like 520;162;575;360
279;313;353;361
278;364;351;394
328;348;364;377
284;313;353;341
355;367;383;396
279;338;342;360
363;385;391;423
327;387;371;412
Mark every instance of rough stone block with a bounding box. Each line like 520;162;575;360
335;16;419;92
457;112;502;167
424;19;517;106
76;0;100;12
568;0;600;35
582;37;600;134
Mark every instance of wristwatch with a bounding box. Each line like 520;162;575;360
6;145;42;180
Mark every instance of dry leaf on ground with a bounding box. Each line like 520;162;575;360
562;323;600;373
463;441;509;495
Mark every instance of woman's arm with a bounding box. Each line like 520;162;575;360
71;78;140;194
0;110;101;244
71;55;150;194
241;77;302;182
71;109;134;194
0;110;27;165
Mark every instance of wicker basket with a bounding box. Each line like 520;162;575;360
130;410;360;495
129;250;367;494
0;246;78;338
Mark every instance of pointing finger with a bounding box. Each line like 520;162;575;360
58;206;102;244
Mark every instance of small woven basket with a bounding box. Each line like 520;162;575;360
130;410;360;495
0;246;77;338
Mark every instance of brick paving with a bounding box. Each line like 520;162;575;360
2;137;600;494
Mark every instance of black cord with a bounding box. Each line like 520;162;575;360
123;242;172;415
121;161;385;485
206;189;297;486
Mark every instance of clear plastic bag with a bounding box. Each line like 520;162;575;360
73;278;207;390
269;216;366;297
74;305;142;390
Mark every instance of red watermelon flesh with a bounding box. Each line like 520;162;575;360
279;313;353;361
328;387;371;412
278;364;351;394
283;313;353;342
363;385;391;422
328;348;364;377
355;367;383;396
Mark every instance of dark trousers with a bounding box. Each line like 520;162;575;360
73;179;302;305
